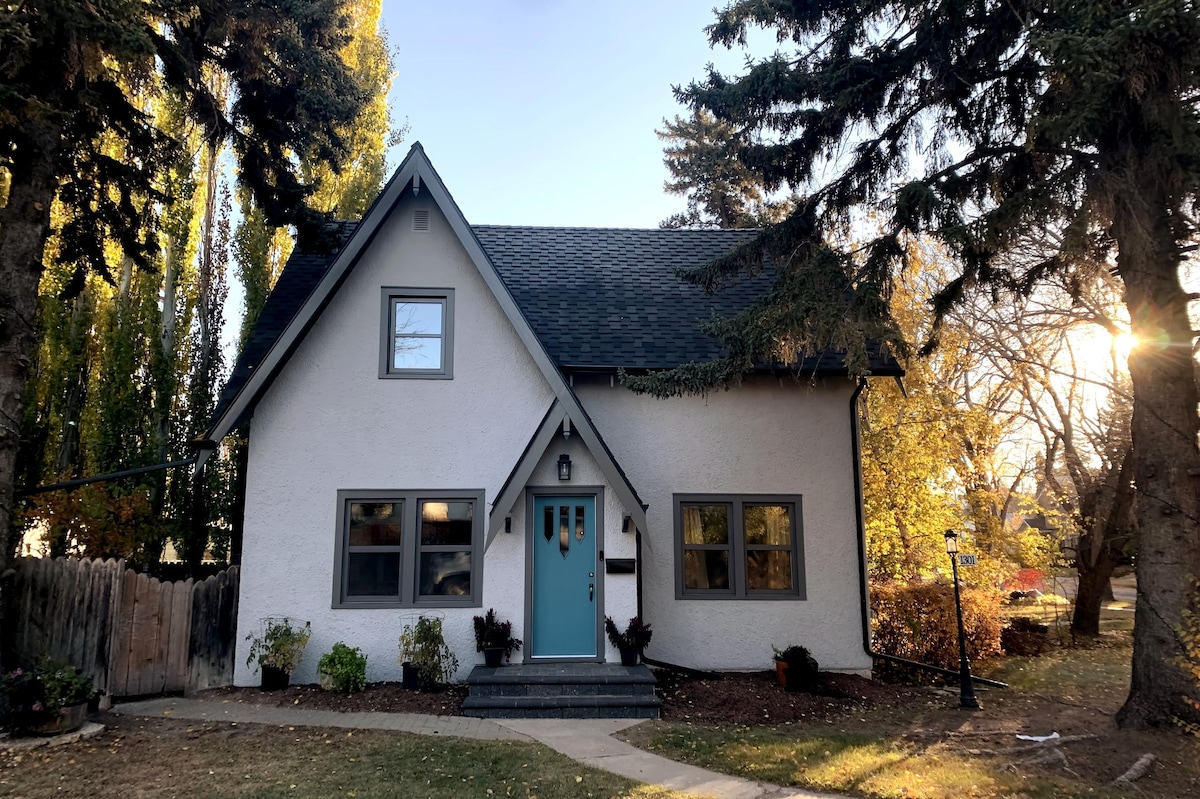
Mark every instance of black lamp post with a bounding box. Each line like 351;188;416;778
944;530;980;710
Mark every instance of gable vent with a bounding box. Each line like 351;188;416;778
413;208;431;232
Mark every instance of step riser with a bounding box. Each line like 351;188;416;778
464;663;660;720
470;683;657;698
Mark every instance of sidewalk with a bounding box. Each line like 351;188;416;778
112;697;845;799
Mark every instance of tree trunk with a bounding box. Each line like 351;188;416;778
0;117;62;663
1113;171;1200;730
1072;540;1120;637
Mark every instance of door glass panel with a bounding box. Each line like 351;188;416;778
681;504;729;544
543;506;554;542
682;550;730;590
348;502;401;546
559;505;570;558
747;550;793;590
744;505;792;545
575;505;585;541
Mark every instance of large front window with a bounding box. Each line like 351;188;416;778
334;489;483;607
673;494;805;599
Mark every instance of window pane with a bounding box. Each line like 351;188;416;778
419;551;472;596
348;502;402;546
394;301;442;335
347;552;400;596
744;505;793;546
420;501;473;545
681;505;729;544
747;550;793;590
683;550;730;590
393;337;442;370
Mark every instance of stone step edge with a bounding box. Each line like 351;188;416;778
462;694;663;709
466;672;657;686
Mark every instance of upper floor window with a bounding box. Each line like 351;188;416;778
379;288;454;378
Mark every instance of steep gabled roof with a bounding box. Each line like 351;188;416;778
202;143;650;533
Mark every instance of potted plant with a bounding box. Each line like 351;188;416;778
1;660;95;736
318;642;368;693
772;645;820;693
398;615;459;690
245;617;311;690
605;616;653;666
473;608;523;667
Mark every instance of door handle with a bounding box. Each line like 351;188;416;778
589;583;594;602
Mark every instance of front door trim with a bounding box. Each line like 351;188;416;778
524;485;605;662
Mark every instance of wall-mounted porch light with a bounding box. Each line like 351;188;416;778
504;516;512;534
557;454;572;481
622;514;632;533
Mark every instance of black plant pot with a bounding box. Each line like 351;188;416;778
483;647;504;668
401;661;420;690
619;646;639;667
261;665;290;691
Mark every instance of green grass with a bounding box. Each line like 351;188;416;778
0;719;704;799
640;725;1117;799
980;639;1131;705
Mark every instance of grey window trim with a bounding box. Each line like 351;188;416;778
332;488;484;609
673;493;806;600
378;287;455;379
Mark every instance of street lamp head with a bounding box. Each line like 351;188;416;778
944;530;959;554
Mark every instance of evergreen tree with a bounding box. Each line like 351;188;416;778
633;0;1200;728
658;109;793;229
0;2;368;588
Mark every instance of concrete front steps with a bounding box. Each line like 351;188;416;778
462;662;662;719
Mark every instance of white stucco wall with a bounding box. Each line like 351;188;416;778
235;193;593;686
574;378;871;673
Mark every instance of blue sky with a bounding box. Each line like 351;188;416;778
378;1;768;228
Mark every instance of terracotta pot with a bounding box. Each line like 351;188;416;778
775;659;788;687
261;665;290;691
619;646;639;667
30;702;87;736
483;647;504;668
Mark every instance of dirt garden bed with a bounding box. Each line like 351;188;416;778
198;681;467;715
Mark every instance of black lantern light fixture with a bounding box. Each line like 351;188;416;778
557;454;572;481
944;530;980;710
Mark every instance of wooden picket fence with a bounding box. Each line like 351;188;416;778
3;557;240;697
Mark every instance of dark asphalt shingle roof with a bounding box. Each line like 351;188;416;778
214;222;900;427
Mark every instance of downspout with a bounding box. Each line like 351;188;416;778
634;522;714;678
849;378;1007;689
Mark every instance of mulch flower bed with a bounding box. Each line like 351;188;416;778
654;669;925;726
200;682;467;715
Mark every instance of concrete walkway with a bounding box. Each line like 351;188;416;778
112;697;844;799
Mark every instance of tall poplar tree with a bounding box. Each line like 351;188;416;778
0;2;368;589
634;0;1200;728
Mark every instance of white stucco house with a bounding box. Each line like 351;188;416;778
200;143;901;692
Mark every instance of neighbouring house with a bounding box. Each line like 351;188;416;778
201;143;902;687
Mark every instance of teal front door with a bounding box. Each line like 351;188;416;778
531;495;598;658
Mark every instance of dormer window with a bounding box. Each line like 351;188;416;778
379;287;454;379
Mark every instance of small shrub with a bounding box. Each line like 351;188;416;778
318;642;367;693
398;615;458;689
1001;616;1049;656
473;609;522;662
773;645;820;693
870;580;1003;683
604;616;653;651
245;617;312;675
0;660;95;732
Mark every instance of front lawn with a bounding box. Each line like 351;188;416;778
624;631;1200;799
0;715;701;799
